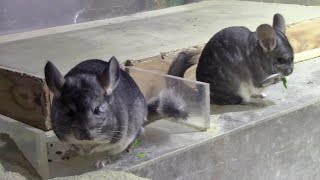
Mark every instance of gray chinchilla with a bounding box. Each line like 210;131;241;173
45;57;188;168
168;14;294;105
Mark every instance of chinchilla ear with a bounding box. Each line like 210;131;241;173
256;24;277;52
99;56;120;94
273;13;286;34
44;61;65;96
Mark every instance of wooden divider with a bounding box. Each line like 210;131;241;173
0;67;51;130
286;18;320;54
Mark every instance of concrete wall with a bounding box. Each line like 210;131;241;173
0;0;202;35
2;0;319;36
128;101;320;180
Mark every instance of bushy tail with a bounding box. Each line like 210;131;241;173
146;89;188;125
166;50;203;106
168;51;198;78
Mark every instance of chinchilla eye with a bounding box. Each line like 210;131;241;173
277;58;287;64
67;109;75;117
94;106;100;115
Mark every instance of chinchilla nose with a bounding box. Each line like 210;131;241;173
286;68;293;75
79;129;93;140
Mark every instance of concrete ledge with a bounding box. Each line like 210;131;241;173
125;57;320;179
129;100;320;179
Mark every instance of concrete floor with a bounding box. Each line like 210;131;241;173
0;0;320;77
0;134;149;180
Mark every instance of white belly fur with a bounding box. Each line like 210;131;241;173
238;82;265;103
92;136;135;155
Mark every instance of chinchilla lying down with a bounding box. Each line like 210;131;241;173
44;57;188;168
168;14;294;105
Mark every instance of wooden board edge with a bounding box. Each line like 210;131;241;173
0;67;51;131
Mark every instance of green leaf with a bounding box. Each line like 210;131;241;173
136;152;146;158
132;138;142;148
281;77;288;89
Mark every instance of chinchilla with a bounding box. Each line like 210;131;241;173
44;57;188;168
168;14;294;105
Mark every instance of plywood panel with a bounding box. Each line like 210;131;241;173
0;67;51;130
287;17;320;53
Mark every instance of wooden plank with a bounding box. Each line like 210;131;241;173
287;17;320;53
295;47;320;63
0;67;51;130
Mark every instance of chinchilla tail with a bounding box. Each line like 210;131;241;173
146;89;188;125
167;51;197;77
166;50;202;107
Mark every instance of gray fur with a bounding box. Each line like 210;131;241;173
147;89;188;125
273;13;286;34
166;51;201;103
45;61;65;96
168;51;197;77
168;14;294;105
45;58;188;159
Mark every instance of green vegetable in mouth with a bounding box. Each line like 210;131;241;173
136;152;146;158
281;77;287;89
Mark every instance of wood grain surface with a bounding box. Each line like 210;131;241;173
0;67;51;130
287;17;320;53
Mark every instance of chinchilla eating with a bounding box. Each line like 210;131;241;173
168;14;294;105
